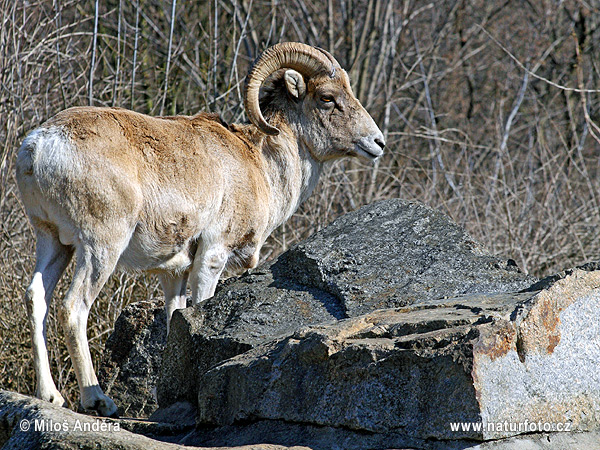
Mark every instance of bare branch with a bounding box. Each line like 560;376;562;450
131;0;141;110
500;71;529;153
160;0;177;115
479;25;600;93
88;0;99;105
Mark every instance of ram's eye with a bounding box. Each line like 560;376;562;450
321;96;334;103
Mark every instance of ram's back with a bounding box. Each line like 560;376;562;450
16;107;269;270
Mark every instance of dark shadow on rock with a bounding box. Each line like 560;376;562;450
269;261;348;320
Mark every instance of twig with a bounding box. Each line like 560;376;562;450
160;0;177;115
327;0;334;53
500;71;528;152
88;0;99;106
487;70;529;220
413;31;461;199
574;33;600;145
130;0;140;110
213;0;218;103
478;25;600;93
54;0;67;110
227;0;252;103
112;0;122;105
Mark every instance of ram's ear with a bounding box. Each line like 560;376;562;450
284;70;306;100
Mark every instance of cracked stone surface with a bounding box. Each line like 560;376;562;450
0;390;307;450
157;199;534;408
7;198;600;449
192;269;600;442
98;300;167;418
3;389;599;450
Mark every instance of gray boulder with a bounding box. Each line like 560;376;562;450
3;388;599;450
191;268;600;445
21;197;600;449
158;199;535;408
0;390;308;450
98;299;167;418
273;198;535;315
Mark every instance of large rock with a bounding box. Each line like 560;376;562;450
273;199;535;315
3;388;599;450
31;197;600;449
192;269;600;444
0;390;308;450
158;199;535;408
98;299;167;418
180;416;600;450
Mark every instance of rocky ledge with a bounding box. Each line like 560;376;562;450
191;269;600;444
2;199;600;450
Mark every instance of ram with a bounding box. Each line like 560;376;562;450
16;42;385;417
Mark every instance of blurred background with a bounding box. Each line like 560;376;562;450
1;0;599;407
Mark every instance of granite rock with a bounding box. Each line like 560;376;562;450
3;388;599;450
98;299;167;418
157;199;535;408
0;390;308;450
193;269;600;442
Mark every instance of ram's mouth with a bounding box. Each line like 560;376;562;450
354;142;384;160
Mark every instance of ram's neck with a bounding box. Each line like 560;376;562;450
258;119;323;233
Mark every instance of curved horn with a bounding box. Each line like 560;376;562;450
315;47;342;71
244;42;336;136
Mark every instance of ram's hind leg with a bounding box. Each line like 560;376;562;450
58;240;125;417
25;227;73;406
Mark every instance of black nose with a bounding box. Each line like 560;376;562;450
375;138;385;150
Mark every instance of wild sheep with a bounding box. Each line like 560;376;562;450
16;42;385;417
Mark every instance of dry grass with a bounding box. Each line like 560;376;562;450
2;0;600;409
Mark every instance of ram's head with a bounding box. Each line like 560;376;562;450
244;42;385;162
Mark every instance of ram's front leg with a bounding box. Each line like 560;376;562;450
160;272;189;334
189;243;229;305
